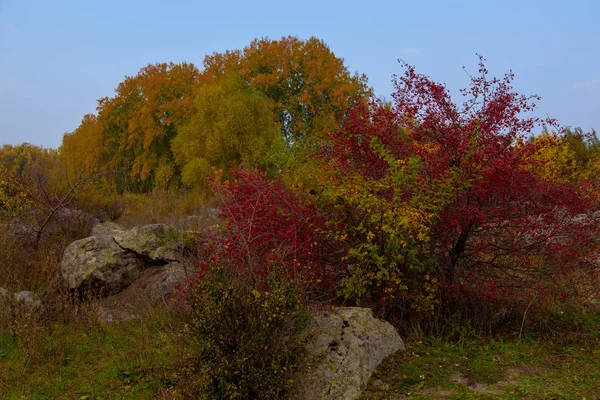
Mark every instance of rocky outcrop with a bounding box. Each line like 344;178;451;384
60;233;145;296
60;222;192;297
295;307;404;400
91;221;124;237
113;224;182;263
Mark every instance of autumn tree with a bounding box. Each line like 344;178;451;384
171;75;285;188
202;36;370;146
0;143;99;248
532;128;600;186
97;62;200;192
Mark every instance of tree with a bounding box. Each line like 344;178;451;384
97;62;200;192
0;143;100;249
171;75;285;188
202;36;370;146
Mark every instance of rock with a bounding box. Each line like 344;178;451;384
1;287;44;328
60;222;193;298
91;221;124;237
1;222;38;246
53;207;100;227
113;224;183;263
60;234;144;296
294;307;404;400
93;262;188;323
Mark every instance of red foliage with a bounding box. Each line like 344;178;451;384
327;56;600;303
194;170;343;298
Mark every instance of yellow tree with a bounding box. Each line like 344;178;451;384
0;167;30;221
172;75;285;188
60;114;103;184
531;129;600;184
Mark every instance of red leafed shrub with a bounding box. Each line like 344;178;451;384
324;56;600;317
195;169;344;299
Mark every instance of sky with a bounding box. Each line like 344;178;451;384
0;0;598;149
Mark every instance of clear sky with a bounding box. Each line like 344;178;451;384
1;0;598;149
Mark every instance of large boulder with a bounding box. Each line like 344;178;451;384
295;307;404;400
60;222;193;297
91;221;124;237
60;233;144;296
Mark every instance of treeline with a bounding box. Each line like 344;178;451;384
59;36;369;193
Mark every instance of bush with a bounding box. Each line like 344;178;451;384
182;265;310;399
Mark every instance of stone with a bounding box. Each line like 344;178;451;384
294;307;404;400
60;234;144;296
0;287;44;328
113;224;183;263
60;222;194;298
91;221;124;237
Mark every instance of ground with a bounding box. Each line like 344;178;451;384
360;320;600;400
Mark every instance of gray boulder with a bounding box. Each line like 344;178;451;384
113;224;183;263
295;307;404;400
60;222;193;298
91;221;124;237
60;233;144;296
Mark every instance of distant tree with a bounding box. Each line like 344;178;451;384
0;167;30;221
172;75;285;188
532;127;600;186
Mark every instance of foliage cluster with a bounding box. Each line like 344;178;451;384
310;58;600;329
183;55;600;336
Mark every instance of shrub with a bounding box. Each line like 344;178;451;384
183;265;310;399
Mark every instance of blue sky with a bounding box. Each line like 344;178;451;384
1;0;598;148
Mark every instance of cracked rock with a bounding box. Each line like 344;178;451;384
294;307;404;400
113;224;183;264
60;222;191;297
60;233;144;296
93;262;188;323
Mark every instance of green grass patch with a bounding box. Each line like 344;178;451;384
360;314;600;399
0;311;187;399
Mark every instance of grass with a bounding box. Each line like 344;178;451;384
360;313;600;400
3;309;599;399
0;309;191;399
